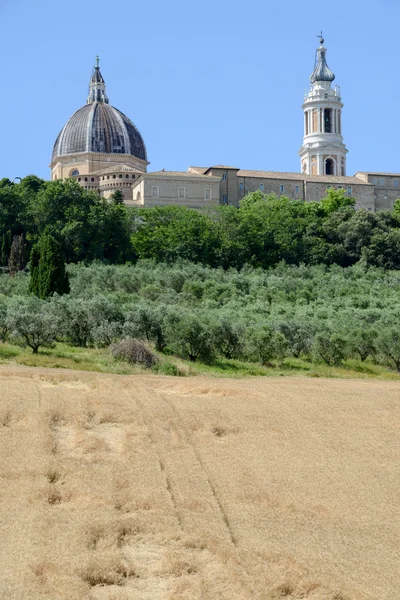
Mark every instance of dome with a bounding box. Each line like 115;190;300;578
52;102;147;162
52;59;147;163
310;36;335;84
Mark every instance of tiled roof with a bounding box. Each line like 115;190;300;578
355;171;400;177
237;170;373;185
145;171;220;180
207;165;240;170
188;166;209;174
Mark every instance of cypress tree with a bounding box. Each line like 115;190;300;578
28;244;41;296
8;234;26;275
0;231;12;267
29;233;69;299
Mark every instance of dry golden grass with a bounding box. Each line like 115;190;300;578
0;364;399;600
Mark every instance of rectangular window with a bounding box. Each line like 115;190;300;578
178;187;185;198
151;186;159;197
259;183;264;191
373;177;378;185
338;185;343;189
280;185;284;193
222;194;228;204
347;186;352;195
326;185;332;190
222;173;227;181
204;188;211;200
394;180;399;187
295;185;299;194
380;178;385;185
239;182;244;190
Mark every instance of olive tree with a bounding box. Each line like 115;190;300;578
7;297;56;353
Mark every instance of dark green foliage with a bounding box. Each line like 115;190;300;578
0;231;12;267
29;233;69;299
8;235;26;275
111;190;124;205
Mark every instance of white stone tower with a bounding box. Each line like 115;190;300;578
299;35;348;176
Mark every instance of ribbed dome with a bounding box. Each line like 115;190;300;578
52;102;147;162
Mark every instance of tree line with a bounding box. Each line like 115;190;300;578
1;261;400;371
2;175;400;271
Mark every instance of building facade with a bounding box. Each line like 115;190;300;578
50;45;400;213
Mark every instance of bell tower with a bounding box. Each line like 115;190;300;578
299;35;348;176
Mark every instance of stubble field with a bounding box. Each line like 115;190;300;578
0;365;398;600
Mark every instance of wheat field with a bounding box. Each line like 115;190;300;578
0;365;398;600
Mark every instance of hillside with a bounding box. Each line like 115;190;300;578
0;366;398;599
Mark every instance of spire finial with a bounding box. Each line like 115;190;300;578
96;55;100;68
318;31;324;45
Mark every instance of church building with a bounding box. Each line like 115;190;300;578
50;41;400;213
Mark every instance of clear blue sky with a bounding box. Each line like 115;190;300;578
0;0;399;180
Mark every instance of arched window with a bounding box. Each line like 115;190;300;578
54;175;58;180
113;175;116;179
325;158;334;175
324;109;332;133
119;174;123;178
91;177;95;182
78;178;81;182
126;174;129;178
84;177;88;182
136;191;141;201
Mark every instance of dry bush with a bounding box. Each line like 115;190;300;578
111;338;158;368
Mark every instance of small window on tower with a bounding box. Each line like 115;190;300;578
259;183;264;191
324;109;332;133
347;187;352;195
295;185;299;194
280;185;284;193
222;174;227;181
239;183;244;190
394;180;399;187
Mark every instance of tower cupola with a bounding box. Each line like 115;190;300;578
310;37;335;84
299;35;348;177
